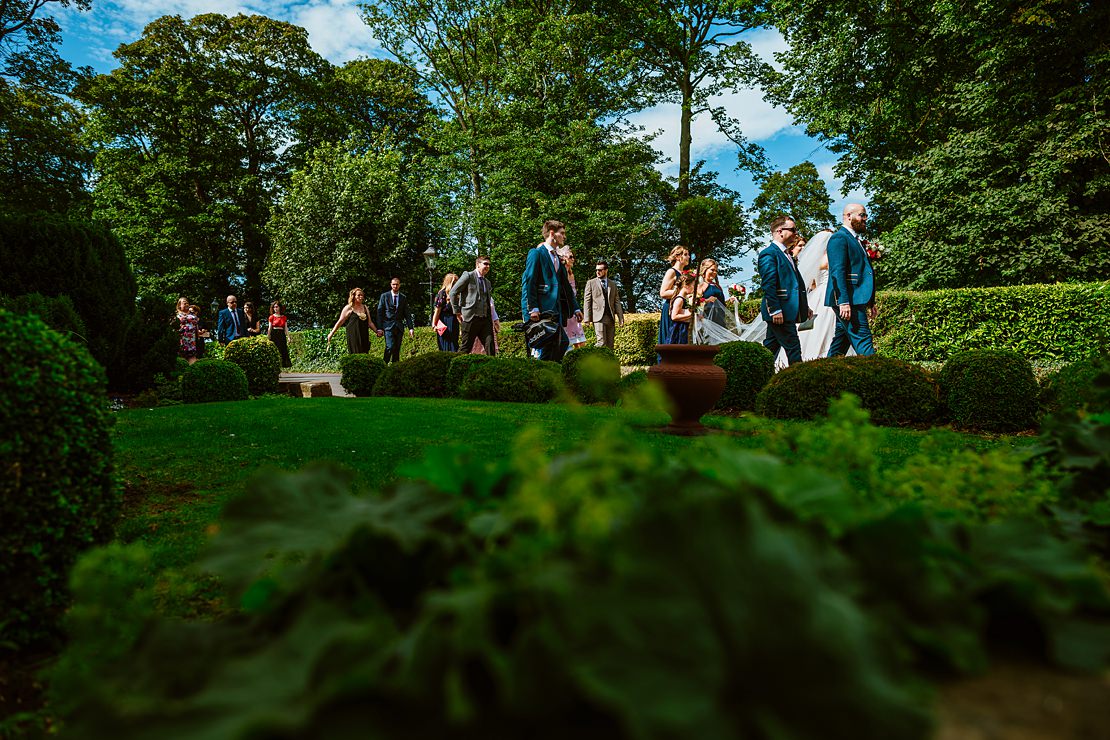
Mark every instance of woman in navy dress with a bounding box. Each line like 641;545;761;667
657;245;690;353
432;273;460;352
668;271;698;344
697;258;727;327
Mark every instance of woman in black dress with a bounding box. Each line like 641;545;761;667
326;287;382;353
431;273;460;352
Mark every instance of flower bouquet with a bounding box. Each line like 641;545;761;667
862;238;884;261
726;283;747;327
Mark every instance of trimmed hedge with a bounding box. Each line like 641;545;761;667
446;354;496;396
181;359;250;403
756;356;940;426
1040;352;1110;416
874;283;1110;363
339;354;387;397
938;350;1040;432
0;309;118;651
223;336;282;396
714;341;775;411
562;346;620;403
373;352;457;398
459;357;564;403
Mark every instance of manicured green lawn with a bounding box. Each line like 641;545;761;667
113;396;1025;584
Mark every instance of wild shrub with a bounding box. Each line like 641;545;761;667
562;346;620;403
459;357;564;403
713;341;774;411
181;359;249;403
339;354;387;397
0;309;118;651
938;349;1039;431
223;336;282;395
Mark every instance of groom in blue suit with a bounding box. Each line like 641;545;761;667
758;216;812;366
825;203;876;357
521;219;582;361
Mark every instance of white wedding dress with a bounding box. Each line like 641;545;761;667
694;231;852;369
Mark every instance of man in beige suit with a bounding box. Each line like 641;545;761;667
582;260;624;349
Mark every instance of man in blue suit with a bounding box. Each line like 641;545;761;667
520;219;583;361
825;204;876;357
758;216;812;366
217;294;249;345
377;277;414;364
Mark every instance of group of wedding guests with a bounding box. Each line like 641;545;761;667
175;295;292;367
658;203;876;369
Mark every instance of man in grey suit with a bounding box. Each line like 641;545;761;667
449;255;499;354
582;260;624;349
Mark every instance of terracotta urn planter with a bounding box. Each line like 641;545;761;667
648;344;726;435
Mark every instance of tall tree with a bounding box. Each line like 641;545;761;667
751;161;834;238
79;13;331;303
769;0;1110;288
607;0;768;199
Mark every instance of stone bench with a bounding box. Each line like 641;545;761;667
278;380;333;397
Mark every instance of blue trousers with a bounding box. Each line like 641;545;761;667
764;319;802;366
827;306;875;357
383;328;404;364
537;324;569;362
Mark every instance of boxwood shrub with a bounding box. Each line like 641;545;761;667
182;359;249;403
756;356;940;426
563;346;620;403
459;357;564;403
446;354;496;395
1040;352;1110;416
938;350;1040;432
223;335;282;395
373;352;457;398
714;341;775;411
613;316;659;366
0;309;118;651
339;354;387;397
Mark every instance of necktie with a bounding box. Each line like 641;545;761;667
550;250;559;269
394;294;398;308
231;310;239;332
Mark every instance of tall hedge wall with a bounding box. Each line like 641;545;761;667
284;282;1108;370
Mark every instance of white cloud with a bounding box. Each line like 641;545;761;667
292;0;380;63
815;161;870;215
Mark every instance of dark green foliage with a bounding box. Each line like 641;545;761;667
445;353;495;396
1041;353;1110;416
939;350;1039;432
0;309;118;651
110;292;179;390
1032;411;1110;556
756;356;940;426
612;318;658;366
288;328;356;372
618;369;648;394
181;359;249;404
459;357;564;403
339;354;386;397
0;210;140;386
0;293;87;343
874;284;1110;364
494;325;528;359
372;351;457;398
562;346;620;403
223;336;282;396
713;341;774;411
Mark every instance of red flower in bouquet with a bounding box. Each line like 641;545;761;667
862;238;884;260
726;283;747;302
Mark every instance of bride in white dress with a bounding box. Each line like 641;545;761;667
695;229;852;369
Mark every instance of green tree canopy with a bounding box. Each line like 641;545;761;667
751;161;834;239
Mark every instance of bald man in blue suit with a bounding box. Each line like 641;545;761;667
825;203;876;357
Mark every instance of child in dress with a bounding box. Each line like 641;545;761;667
668;271;698;344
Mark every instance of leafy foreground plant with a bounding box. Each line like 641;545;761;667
50;413;1110;738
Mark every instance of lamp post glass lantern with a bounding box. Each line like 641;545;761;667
422;247;437;323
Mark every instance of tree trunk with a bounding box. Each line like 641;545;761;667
620;263;638;313
678;77;693;202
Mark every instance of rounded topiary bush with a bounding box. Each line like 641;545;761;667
181;359;249;403
223;335;282;395
562;346;620;403
619;369;649;394
756;356;939;426
339;354;387;397
373;352;458;398
0;309;118;651
1040;352;1110;416
714;341;775;411
459;357;564;403
938;349;1040;431
446;354;496;396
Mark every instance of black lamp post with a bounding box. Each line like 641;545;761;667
422;246;437;323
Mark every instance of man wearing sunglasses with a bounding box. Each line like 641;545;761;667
583;260;624;349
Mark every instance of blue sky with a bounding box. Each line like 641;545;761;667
52;1;863;285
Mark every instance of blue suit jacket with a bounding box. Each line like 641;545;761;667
758;243;809;322
520;244;580;325
824;226;875;308
377;291;414;331
217;307;248;344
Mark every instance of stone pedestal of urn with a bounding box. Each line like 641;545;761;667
648;344;726;435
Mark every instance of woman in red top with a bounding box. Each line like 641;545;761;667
267;300;292;368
